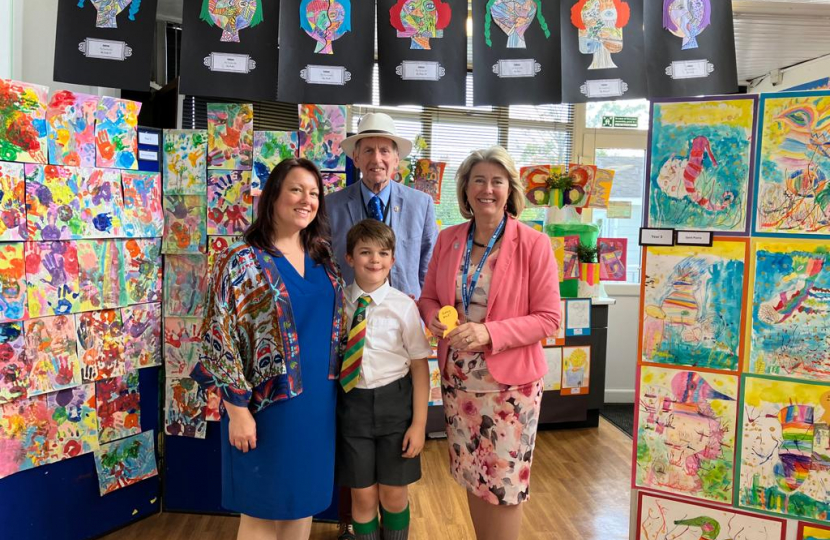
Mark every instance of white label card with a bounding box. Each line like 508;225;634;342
301;65;349;85
493;59;540;78
397;61;444;81
675;230;713;246
138;150;158;161
639;228;675;246
206;53;254;74
82;38;128;61
667;59;713;79
582;79;627;98
139;132;159;146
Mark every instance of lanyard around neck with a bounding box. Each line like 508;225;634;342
461;215;507;317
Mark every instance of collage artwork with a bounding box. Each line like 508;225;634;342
635;92;830;536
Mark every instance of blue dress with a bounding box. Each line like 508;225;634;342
220;253;337;520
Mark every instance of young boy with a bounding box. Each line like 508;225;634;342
338;219;432;540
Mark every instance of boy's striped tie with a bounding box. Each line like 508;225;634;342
340;295;371;392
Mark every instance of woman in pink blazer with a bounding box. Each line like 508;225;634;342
419;147;561;540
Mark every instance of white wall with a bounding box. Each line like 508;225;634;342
602;283;639;403
749;52;830;93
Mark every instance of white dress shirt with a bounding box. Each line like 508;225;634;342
345;281;433;389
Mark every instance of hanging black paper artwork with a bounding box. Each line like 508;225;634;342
54;0;159;92
377;0;467;106
472;0;562;106
179;0;280;102
560;0;648;103
644;0;738;98
277;0;373;104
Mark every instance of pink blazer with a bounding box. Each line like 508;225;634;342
419;217;561;386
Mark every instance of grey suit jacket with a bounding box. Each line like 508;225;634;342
326;180;438;298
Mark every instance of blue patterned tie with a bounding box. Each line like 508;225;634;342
368;195;384;221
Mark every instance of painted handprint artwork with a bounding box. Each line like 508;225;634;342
207;170;253;236
94;97;140;171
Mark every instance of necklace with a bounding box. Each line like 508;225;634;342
472;225;505;248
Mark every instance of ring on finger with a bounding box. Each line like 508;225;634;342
465;336;473;344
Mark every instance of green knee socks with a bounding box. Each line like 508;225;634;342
381;504;410;540
353;515;380;540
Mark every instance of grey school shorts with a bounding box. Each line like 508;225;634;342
336;375;422;488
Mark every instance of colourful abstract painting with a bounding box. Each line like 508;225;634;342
567;163;597;208
561;345;590;396
522;164;568;207
563;235;580;279
95;96;140;170
76;239;124;312
121;303;162;370
77;309;125;383
78;167;124;238
162;195;207;254
754;92;830;236
164;317;203;378
322;172;347;195
94;430;158;496
207;170;253;235
800;523;830;540
486;0;548;49
164;255;208;317
253;131;298;196
298;104;347;171
635;364;739;503
0;79;48;164
165;377;207;439
637;492;786;540
95;370;140;443
25;240;80;317
748;239;830;382
549;236;565;283
587;168;614;209
413;159;445;204
25;164;84;241
121;171;163;238
300;0;351;54
0;161;27;240
46;90;98;167
570;0;628;69
640;239;748;372
78;0;144;28
163;129;207;195
24;315;81;396
122;238;162;305
737;374;830;523
391;0;451;50
207;103;253;170
200;0;263;41
663;0;712;50
598;238;627;281
46;383;99;462
648;98;756;234
0;322;27;404
207;235;240;271
0;242;27;322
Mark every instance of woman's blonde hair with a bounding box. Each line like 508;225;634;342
455;146;526;220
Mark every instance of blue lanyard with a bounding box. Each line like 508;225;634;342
461;216;506;317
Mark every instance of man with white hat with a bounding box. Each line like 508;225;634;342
327;112;438;299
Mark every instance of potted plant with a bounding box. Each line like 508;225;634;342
576;241;601;298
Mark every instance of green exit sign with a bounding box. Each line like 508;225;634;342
601;115;639;128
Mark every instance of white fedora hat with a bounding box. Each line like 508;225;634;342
340;112;413;159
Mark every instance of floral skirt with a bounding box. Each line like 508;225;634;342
441;372;543;505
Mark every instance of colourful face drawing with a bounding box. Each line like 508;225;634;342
390;0;452;50
489;0;537;49
201;0;263;43
80;0;140;29
571;0;630;70
300;0;351;55
664;0;711;50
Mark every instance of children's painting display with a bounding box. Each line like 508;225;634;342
635;364;739;503
207;103;254;170
94;430;158;496
427;359;442;406
78;167;124;238
542;347;562;391
24;314;81;396
413;159;445;204
76;239;124;312
164;317;203;378
754;91;830;237
561;345;590;396
0;242;27;322
646;97;757;234
0;162;27;241
737;374;830;523
77;309;126;382
322;172;347;195
207;170;253;236
122;303;162;370
165;377;207;439
46;384;99;462
162;195;207;254
123;238;163;306
598;237;627;281
0;79;48;164
207;235;241;270
121;172;164;238
162;129;208;194
522;164;568;207
253;131;298;196
95;97;140;171
0;322;26;403
164;255;208;318
748;239;830;382
799;523;830;540
25;164;84;240
298;104;347;171
640;239;748;372
636;492;786;540
563;235;580;279
95;370;141;443
46;90;98;168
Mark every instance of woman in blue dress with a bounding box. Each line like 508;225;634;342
192;158;348;539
